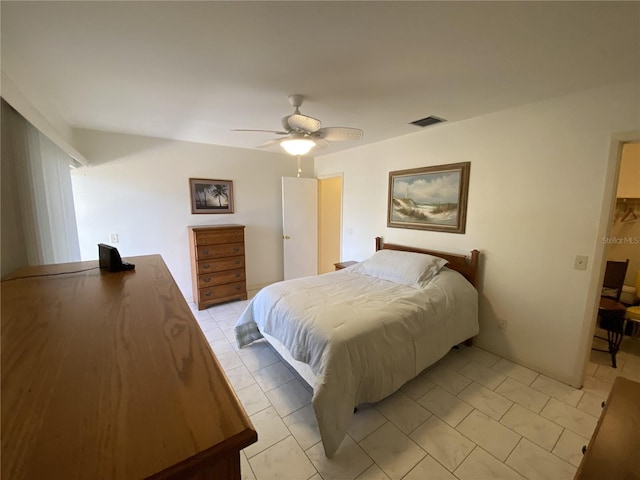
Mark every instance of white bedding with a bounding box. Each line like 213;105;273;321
235;266;478;457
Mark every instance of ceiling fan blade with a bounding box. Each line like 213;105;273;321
316;127;363;141
256;139;283;149
287;114;321;133
312;138;330;149
233;129;289;135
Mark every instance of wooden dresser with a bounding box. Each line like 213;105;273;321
574;376;640;479
188;224;247;310
1;255;256;480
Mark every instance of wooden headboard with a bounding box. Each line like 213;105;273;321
375;237;480;287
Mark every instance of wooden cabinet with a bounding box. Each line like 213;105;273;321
188;224;247;310
574;376;640;479
1;255;257;480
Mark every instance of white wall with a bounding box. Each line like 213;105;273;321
71;129;313;298
315;81;640;386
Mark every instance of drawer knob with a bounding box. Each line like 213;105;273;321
202;250;209;255
235;273;240;278
203;277;211;283
235;260;240;265
204;291;212;297
235;285;241;291
203;264;210;269
234;247;240;252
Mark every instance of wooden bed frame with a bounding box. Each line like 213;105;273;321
375;237;480;288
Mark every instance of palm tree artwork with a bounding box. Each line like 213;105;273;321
208;184;229;207
191;179;233;213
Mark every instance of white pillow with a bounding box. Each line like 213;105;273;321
352;249;448;288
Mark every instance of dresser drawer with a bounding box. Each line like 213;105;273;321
198;269;246;288
198;282;247;303
196;257;245;275
195;229;244;246
196;243;244;260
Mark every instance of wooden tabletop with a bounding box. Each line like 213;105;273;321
1;255;256;479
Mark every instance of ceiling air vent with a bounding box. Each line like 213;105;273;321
410;115;446;128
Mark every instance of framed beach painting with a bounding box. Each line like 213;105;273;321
189;178;234;214
387;162;470;233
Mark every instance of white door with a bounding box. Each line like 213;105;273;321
282;177;318;280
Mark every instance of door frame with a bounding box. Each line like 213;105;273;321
575;130;640;387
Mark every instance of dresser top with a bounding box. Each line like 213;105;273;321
1;255;255;479
188;224;245;231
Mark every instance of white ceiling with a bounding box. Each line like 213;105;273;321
2;1;639;157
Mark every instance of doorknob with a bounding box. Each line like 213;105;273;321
283;235;291;240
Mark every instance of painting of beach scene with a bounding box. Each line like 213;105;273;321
387;162;470;233
189;178;234;214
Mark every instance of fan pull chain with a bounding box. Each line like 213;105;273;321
297;155;302;178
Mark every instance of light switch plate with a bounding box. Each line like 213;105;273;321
574;255;588;270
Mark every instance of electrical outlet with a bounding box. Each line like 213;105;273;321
110;234;119;244
574;255;588;271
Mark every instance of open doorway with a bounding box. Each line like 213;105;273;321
589;141;640;383
318;174;343;274
281;174;343;279
604;142;640;292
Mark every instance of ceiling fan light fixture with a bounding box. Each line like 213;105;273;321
236;94;363;153
280;138;315;156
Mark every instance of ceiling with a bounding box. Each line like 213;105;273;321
2;1;639;157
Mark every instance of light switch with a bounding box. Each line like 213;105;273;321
574;255;588;270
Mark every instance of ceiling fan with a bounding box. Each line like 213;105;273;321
234;94;363;156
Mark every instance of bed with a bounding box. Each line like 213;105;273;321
234;237;480;457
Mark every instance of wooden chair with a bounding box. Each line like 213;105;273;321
593;259;629;368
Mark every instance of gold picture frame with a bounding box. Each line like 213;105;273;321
387;162;470;233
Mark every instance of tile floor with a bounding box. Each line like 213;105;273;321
189;300;640;480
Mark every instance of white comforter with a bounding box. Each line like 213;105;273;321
234;266;478;457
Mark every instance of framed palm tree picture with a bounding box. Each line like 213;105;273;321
189;178;234;214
